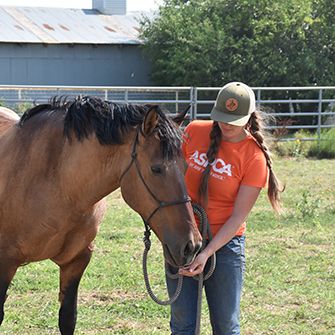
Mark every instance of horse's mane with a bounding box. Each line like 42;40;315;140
19;96;182;160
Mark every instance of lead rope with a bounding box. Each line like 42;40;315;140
192;203;216;335
142;203;216;334
142;227;184;305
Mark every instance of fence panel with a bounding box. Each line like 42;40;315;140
0;85;334;141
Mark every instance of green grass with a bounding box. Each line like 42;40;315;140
1;157;335;334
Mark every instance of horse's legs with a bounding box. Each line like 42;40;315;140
57;247;93;335
0;261;18;325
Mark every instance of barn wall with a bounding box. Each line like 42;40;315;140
0;43;152;86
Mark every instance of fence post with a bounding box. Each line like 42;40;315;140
175;90;179;113
190;87;197;120
124;89;128;103
256;89;261;108
317;89;323;147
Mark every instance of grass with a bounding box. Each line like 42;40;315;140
1;157;335;334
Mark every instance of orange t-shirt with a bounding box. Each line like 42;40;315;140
182;120;268;236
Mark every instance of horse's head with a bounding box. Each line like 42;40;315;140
120;106;202;267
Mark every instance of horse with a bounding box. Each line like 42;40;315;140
0;106;20;133
0;97;202;335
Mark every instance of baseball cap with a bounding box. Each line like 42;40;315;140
210;82;256;126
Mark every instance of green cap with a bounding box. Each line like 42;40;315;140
210;82;256;126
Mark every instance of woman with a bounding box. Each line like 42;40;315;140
166;82;283;335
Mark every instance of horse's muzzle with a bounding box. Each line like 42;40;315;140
163;239;202;267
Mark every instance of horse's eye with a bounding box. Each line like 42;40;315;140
151;165;163;175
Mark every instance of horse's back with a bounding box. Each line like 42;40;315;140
0;107;19;135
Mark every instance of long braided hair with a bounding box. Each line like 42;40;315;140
198;121;221;207
198;111;283;213
246;111;284;212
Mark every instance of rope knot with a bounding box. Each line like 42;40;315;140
143;230;151;250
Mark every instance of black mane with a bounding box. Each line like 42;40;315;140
19;96;182;160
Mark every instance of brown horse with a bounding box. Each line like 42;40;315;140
0;106;20;133
0;97;202;334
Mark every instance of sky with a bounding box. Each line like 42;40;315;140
0;0;164;12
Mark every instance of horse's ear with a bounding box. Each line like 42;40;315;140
172;105;191;126
142;106;159;136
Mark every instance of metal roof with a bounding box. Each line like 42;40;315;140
0;6;143;45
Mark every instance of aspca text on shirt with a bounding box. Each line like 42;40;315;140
189;150;232;180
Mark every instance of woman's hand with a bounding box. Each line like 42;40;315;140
178;250;210;277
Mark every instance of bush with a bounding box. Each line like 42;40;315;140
15;102;34;116
273;128;335;158
308;128;335;159
273;130;315;158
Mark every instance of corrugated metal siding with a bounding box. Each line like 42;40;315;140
93;0;127;15
0;7;41;43
0;6;142;44
0;44;152;86
104;0;126;15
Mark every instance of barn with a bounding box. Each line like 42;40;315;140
0;0;152;86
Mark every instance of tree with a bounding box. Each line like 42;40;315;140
306;0;335;86
140;0;335;87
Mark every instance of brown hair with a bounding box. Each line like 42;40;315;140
198;121;221;207
199;111;284;213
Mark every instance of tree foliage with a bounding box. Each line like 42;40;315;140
139;0;335;86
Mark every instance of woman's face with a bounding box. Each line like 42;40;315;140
218;121;246;142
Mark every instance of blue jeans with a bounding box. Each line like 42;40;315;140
166;236;246;335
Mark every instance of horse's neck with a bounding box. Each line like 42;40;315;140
61;136;131;208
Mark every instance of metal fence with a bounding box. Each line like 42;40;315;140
0;85;334;141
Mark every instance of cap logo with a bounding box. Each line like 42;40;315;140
225;98;238;112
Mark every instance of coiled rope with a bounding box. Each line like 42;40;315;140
142;203;216;334
142;228;183;305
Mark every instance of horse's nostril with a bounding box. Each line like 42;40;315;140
182;240;195;258
194;241;202;254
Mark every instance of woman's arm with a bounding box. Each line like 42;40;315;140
179;184;262;276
